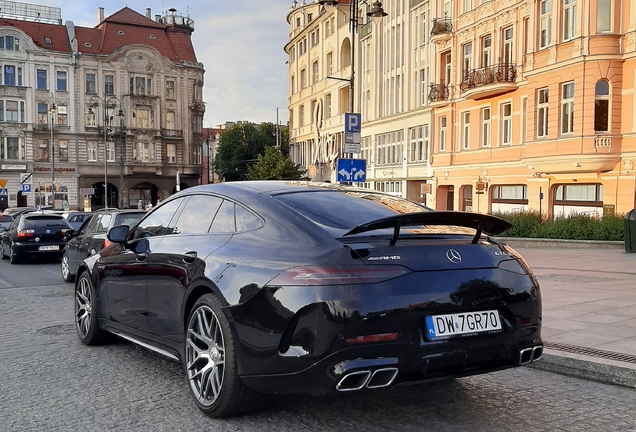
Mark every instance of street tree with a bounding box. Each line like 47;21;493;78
214;122;276;182
246;146;307;180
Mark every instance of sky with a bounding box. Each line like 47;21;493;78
29;0;292;128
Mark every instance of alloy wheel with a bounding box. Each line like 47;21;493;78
186;305;226;407
61;254;73;281
75;275;93;338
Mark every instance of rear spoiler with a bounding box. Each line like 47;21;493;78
342;211;512;245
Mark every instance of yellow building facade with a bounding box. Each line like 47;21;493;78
287;0;636;216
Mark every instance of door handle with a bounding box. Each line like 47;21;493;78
184;251;197;263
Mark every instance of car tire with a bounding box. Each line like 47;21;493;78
75;271;106;345
9;243;20;264
61;253;75;282
185;293;264;418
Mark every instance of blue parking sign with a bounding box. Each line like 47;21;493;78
344;113;361;133
21;184;31;193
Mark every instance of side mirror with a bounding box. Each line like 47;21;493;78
107;225;130;244
64;229;76;240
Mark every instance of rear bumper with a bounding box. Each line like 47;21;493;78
229;268;542;394
13;242;66;257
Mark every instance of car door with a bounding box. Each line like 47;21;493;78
146;195;233;342
103;198;185;334
67;216;96;271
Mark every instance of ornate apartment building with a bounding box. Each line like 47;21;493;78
0;2;204;211
287;0;636;216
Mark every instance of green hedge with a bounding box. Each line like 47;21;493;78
491;210;625;241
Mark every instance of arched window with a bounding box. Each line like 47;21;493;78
594;80;609;132
340;38;351;69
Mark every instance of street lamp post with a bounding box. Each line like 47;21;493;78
88;95;122;208
118;112;125;208
319;0;387;114
49;102;57;206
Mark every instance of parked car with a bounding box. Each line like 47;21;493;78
0;214;13;230
66;212;92;231
3;207;36;217
61;208;146;282
73;181;542;418
0;212;72;264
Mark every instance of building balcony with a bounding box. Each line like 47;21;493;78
460;63;518;100
161;128;183;139
430;18;452;44
428;83;450;106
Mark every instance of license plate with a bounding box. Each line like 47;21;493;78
425;310;502;340
38;245;59;251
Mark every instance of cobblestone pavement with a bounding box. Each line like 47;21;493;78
1;261;636;431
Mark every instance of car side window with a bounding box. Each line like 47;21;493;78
82;215;99;235
96;214;112;233
172;195;223;234
131;198;184;239
235;205;263;232
209;200;235;233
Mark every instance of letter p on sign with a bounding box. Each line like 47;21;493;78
344;113;361;133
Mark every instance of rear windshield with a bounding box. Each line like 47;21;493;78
115;212;146;228
274;191;427;230
24;216;69;229
1;215;12;222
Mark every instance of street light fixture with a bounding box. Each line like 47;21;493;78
88;95;122;208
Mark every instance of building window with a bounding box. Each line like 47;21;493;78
326;52;333;75
194;145;202;165
56;70;67;91
562;0;576;41
0;137;23;160
37;103;49;124
463;0;472;13
462;112;471;149
57;105;68;125
482;35;492;67
492;185;528;204
87;142;98;161
312;60;319;84
0;36;19;50
300;69;307;89
38;139;49;161
3;65;21;86
439;116;447;151
409;125;429;163
299;105;305;127
133;109;154;129
503;27;514;64
502;102;512;145
166;79;175;99
86;73;96;93
537;88;549;138
540;0;551;48
104;75;114;94
481;107;491;147
166;110;175;130
419;69;427;107
325;93;332;118
443;52;452;85
596;0;611;33
106;142;115;162
462;43;472;79
167;143;176;163
86;108;96;127
554;184;602;203
130;76;152;95
594;80;610;132
36;69;47;89
133;141;154;163
5;100;18;121
561;82;574;134
58;140;68;161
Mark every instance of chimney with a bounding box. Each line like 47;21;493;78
145;8;151;18
97;7;104;24
155;15;161;23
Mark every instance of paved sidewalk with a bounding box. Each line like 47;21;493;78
510;244;636;388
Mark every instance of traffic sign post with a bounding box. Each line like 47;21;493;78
336;158;366;183
19;173;32;194
21;184;31;193
0;188;8;196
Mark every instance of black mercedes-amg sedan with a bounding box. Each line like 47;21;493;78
74;181;542;417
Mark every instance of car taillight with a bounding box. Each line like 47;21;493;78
266;265;411;286
346;333;399;344
103;238;112;248
17;229;35;239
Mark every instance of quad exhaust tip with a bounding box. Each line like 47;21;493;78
336;367;399;392
519;345;543;365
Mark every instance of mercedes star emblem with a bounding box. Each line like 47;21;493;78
446;249;462;264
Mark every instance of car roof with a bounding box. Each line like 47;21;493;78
172;181;372;197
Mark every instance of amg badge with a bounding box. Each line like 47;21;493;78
368;256;401;261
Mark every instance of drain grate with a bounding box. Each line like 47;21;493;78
545;341;636;365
